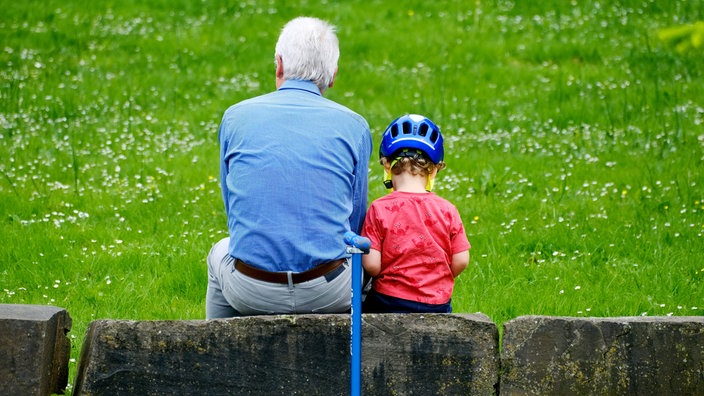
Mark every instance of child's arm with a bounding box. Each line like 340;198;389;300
451;250;470;277
362;248;382;277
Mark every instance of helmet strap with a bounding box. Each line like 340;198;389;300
383;157;401;189
383;170;393;189
426;176;435;192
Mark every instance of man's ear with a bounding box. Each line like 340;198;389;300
328;68;338;88
275;55;285;89
275;55;284;79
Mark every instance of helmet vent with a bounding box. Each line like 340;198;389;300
402;121;412;134
418;124;429;137
390;125;399;137
429;129;439;143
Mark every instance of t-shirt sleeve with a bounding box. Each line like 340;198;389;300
450;206;471;253
361;203;383;251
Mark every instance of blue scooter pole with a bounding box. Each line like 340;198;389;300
344;231;370;396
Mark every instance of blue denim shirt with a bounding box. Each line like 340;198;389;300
218;80;372;272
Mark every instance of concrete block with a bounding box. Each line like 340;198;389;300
500;315;704;395
74;313;498;395
363;313;499;395
0;304;72;395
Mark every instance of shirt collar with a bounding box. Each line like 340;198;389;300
277;80;322;96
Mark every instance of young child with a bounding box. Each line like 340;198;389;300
361;114;471;313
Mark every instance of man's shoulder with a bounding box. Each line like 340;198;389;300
225;91;277;112
318;98;370;130
219;92;281;128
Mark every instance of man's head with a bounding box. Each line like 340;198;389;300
275;17;340;93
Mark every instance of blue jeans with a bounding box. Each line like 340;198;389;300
206;238;352;319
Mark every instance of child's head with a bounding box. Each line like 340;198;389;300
379;114;447;190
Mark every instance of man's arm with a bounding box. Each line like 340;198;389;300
349;126;372;233
217;120;231;215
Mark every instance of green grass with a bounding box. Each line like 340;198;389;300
1;0;703;392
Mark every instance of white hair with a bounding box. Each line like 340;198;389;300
275;17;340;92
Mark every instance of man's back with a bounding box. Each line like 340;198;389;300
219;80;372;272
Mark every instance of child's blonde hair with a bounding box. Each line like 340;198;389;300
381;151;446;177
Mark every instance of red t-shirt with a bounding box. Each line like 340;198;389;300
361;191;471;304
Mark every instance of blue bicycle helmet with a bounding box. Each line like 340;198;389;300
379;114;444;164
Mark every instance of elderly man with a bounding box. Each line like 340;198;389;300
206;17;372;318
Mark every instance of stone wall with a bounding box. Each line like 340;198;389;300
73;313;499;395
0;304;72;396
1;304;703;395
500;315;704;395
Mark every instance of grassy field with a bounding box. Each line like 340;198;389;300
1;0;703;392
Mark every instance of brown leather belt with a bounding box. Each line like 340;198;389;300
235;258;345;284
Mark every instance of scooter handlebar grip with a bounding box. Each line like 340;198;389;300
344;231;371;251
